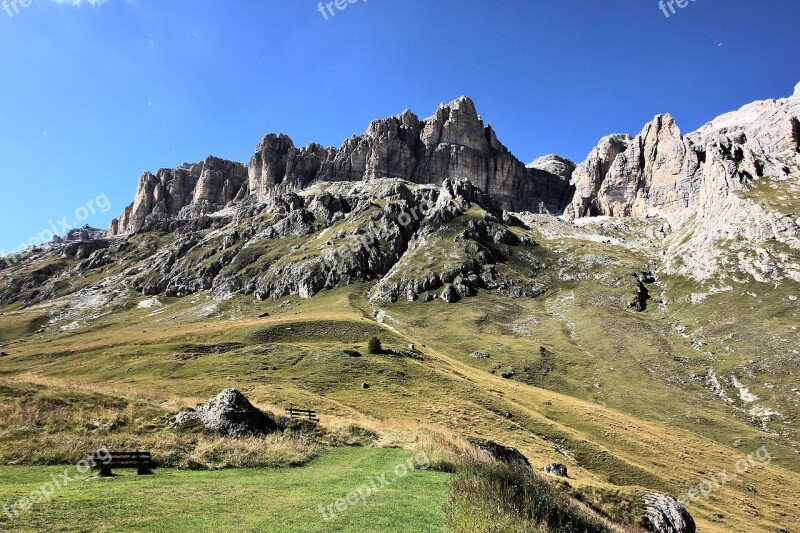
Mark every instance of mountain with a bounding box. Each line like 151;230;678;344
108;96;573;238
1;85;799;532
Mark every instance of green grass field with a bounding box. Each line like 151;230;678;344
0;447;450;532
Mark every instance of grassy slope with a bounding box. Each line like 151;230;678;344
1;188;798;533
0;447;449;532
1;285;798;532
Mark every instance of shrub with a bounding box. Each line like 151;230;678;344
367;336;382;354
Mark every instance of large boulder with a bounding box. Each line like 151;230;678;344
642;492;696;533
172;389;278;438
469;438;533;475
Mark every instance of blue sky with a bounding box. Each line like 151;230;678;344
1;0;799;254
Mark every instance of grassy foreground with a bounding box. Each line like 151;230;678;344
0;447;449;532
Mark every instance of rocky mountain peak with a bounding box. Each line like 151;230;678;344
105;85;799;286
527;155;576;178
426;96;489;152
109;96;576;237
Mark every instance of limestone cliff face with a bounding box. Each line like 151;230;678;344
109;87;800;285
110;156;248;235
110;97;573;236
563;84;800;281
565;115;702;219
566;84;800;221
245;97;572;213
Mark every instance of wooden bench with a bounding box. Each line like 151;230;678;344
91;451;155;477
285;407;319;422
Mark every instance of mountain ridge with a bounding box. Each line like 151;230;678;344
103;85;800;287
107;86;800;222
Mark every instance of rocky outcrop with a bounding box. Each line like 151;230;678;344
248;135;332;198
526;155;576;214
26;82;800;296
110;156;248;235
642;493;696;533
566;115;702;219
566;85;800;219
52;225;107;243
469;438;534;475
172;389;278;438
564;85;800;281
689;81;800;155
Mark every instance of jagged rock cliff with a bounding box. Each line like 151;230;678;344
22;82;800;294
109;97;573;237
564;83;800;220
110;156;248;235
564;83;800;281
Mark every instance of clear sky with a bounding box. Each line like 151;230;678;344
1;0;799;254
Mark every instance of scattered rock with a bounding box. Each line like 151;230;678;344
500;370;516;379
136;296;161;309
543;463;568;477
642;492;696;533
470;351;491;359
176;353;203;361
0;351;7;357
171;388;278;438
469;438;533;475
361;383;370;389
441;285;461;304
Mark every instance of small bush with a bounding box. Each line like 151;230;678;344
367;336;382;354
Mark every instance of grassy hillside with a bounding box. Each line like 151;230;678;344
1;186;798;532
1;282;798;532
